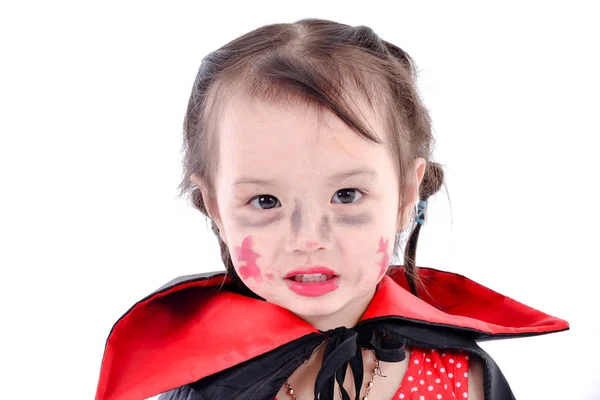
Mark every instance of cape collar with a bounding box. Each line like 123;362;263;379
95;266;569;400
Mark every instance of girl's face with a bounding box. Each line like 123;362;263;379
194;94;425;329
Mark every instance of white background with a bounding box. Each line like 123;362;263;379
1;1;598;399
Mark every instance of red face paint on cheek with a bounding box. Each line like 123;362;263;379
236;236;263;282
376;236;390;278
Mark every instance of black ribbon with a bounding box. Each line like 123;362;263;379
313;323;407;400
186;320;409;400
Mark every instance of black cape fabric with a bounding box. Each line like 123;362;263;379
159;324;513;400
95;266;570;400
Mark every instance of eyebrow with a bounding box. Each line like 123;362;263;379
231;168;378;187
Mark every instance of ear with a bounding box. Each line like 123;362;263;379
397;158;427;232
190;173;228;245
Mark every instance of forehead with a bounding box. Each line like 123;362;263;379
217;94;388;168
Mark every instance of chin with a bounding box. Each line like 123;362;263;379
282;297;347;319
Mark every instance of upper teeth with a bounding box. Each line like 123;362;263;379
294;274;330;283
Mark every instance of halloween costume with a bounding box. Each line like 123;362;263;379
95;266;569;400
389;347;470;399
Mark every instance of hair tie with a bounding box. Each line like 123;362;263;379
416;200;427;226
211;219;220;238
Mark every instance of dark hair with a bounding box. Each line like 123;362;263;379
176;18;445;297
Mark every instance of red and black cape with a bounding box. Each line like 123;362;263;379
95;266;569;400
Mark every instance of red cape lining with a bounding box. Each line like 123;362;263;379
95;266;569;400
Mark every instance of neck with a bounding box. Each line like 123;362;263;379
298;287;377;331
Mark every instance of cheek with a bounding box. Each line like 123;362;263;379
375;236;391;279
233;235;280;294
354;235;390;293
235;235;264;283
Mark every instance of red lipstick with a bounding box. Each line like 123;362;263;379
284;266;339;297
284;266;336;279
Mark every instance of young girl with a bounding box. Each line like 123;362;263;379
95;19;569;400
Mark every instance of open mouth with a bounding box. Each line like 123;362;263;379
284;270;340;297
287;273;337;283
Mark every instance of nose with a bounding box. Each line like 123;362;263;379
285;204;331;253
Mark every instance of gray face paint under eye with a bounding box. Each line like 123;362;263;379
291;199;303;235
235;212;285;228
334;213;372;226
319;215;331;241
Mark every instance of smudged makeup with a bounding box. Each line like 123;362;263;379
235;236;263;282
235;213;285;229
291;199;302;234
334;213;372;226
209;94;420;329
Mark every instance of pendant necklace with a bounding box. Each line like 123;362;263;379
284;352;381;400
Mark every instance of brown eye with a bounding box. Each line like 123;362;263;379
249;195;281;210
332;188;363;204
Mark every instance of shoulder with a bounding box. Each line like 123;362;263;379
468;354;485;400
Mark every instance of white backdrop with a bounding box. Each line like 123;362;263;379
1;1;598;399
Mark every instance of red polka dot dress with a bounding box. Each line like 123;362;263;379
394;347;470;400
